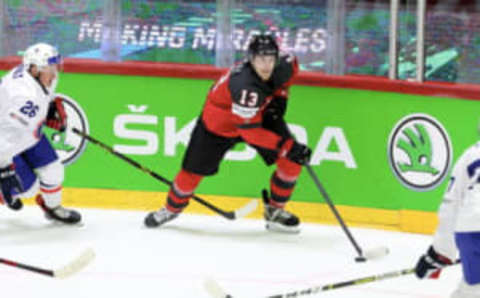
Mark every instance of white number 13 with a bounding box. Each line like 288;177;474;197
239;90;259;107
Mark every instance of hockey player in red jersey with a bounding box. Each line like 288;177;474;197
145;35;311;233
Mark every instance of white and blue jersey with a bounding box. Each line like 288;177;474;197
433;141;480;285
0;64;52;168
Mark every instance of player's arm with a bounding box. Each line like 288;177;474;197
264;92;287;122
231;90;281;151
431;177;463;259
415;155;466;279
237;120;311;166
231;89;310;165
264;54;299;122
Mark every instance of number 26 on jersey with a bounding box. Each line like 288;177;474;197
20;100;40;118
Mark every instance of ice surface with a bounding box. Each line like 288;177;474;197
0;206;461;298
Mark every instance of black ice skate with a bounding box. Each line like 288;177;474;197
144;208;178;228
263;190;300;234
6;198;23;211
36;195;82;224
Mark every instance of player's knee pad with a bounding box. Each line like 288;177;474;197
35;159;64;186
276;157;302;180
176;169;203;192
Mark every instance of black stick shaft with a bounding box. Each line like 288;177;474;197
0;258;54;277
72;128;235;220
305;164;364;258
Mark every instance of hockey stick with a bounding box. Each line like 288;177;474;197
204;260;461;298
72;128;257;220
305;164;388;262
0;248;95;278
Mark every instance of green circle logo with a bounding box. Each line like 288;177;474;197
388;114;452;191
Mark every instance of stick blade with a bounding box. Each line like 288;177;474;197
54;248;95;279
234;200;258;219
363;246;389;260
204;278;233;298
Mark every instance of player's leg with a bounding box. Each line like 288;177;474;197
145;120;238;227
23;135;81;224
144;169;203;227
257;147;302;233
1;155;39;210
451;232;480;298
261;110;292;139
35;159;81;224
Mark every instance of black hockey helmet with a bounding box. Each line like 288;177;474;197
247;34;279;61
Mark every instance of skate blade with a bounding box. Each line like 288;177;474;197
266;222;300;234
45;215;85;227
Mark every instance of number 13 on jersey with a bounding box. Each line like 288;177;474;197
239;89;259;107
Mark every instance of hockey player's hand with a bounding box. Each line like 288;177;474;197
279;139;311;165
288;141;312;165
0;164;24;208
46;97;67;132
415;246;452;279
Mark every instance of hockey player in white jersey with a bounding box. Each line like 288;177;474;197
415;141;480;297
0;42;81;224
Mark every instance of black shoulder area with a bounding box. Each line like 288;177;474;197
228;61;261;104
270;53;296;88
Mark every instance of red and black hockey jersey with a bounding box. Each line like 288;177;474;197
201;54;299;151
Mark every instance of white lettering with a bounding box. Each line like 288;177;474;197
78;22;329;54
192;28;216;50
78;22;102;42
110;114;357;170
164;117;197;156
294;28;311;53
127;105;148;113
288;124;308;145
311;127;357;168
148;25;169;47
232;29;245;50
122;24;139;45
169;26;186;48
113;115;158;155
138;25;150;46
311;29;327;53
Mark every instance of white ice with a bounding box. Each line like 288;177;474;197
0;206;462;298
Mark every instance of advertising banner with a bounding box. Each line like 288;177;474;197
3;70;480;213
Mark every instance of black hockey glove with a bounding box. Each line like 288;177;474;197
0;164;24;210
279;138;311;165
415;246;452;279
288;141;312;165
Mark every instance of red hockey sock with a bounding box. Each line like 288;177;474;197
166;170;203;213
269;157;301;208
